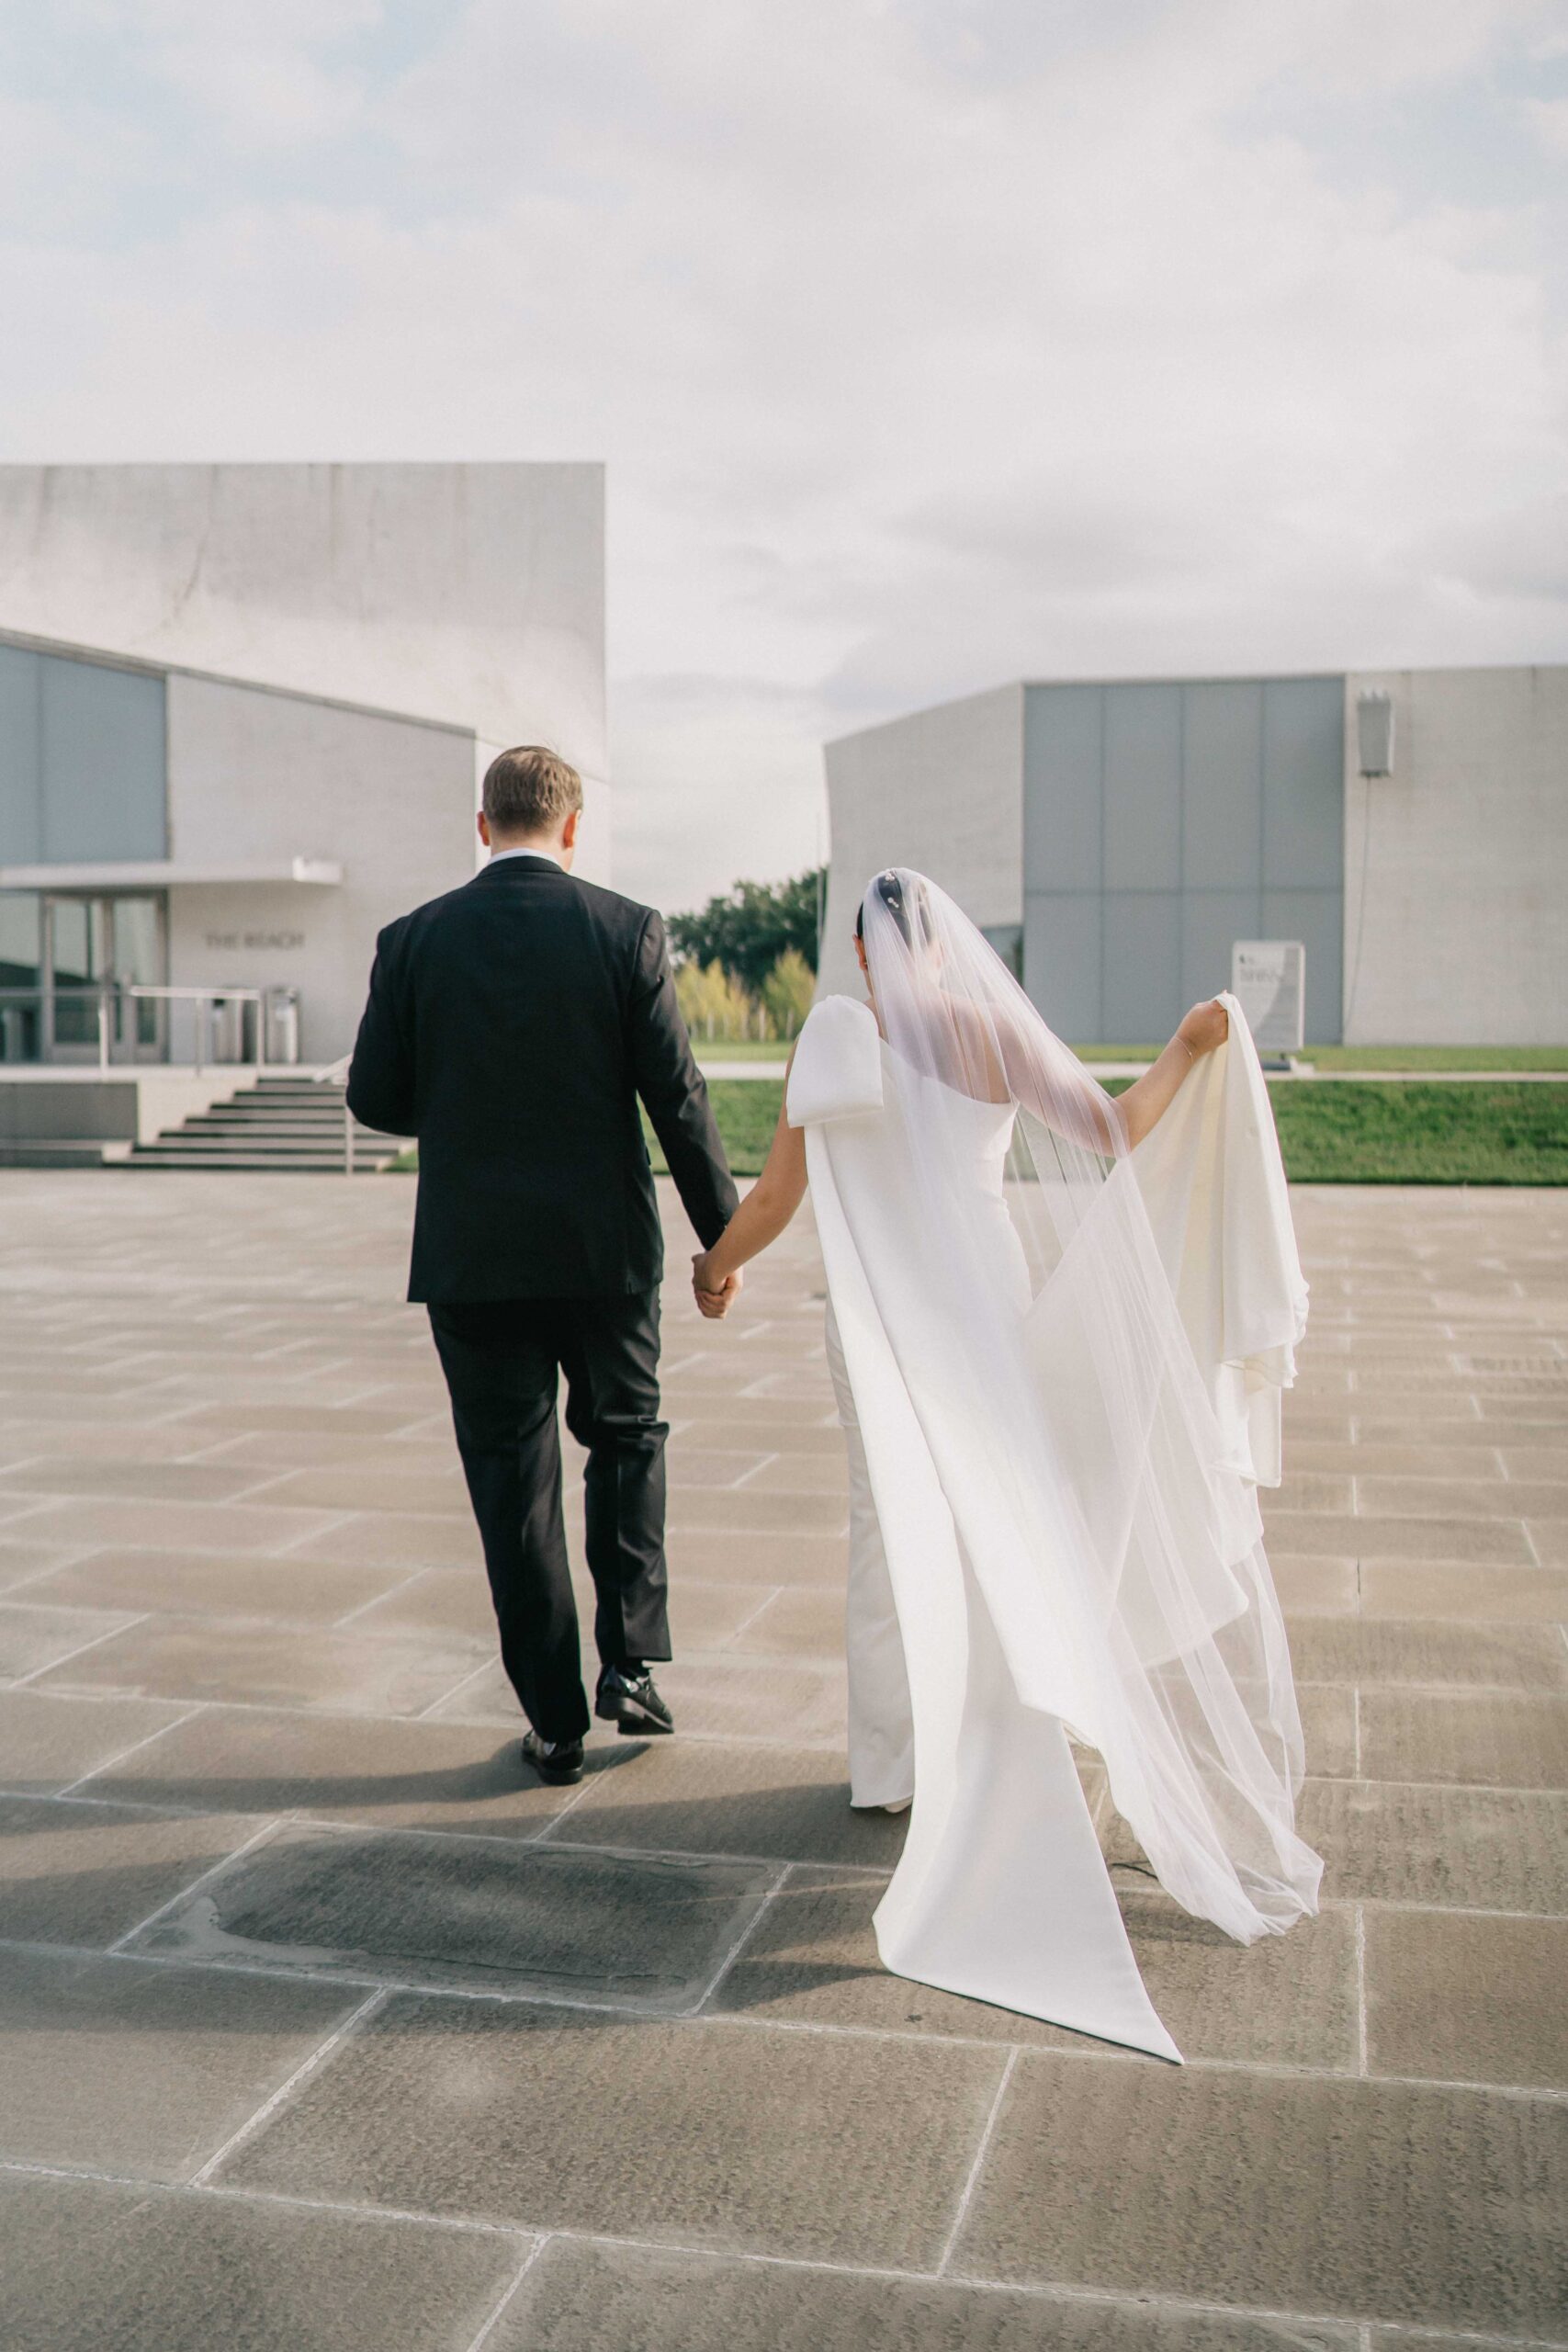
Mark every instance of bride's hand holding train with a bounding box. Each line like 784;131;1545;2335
1116;995;1228;1148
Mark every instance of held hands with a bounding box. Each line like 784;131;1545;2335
1176;998;1229;1059
692;1251;744;1320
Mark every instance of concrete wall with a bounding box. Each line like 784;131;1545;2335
1024;676;1345;1043
165;673;477;1061
0;1069;232;1145
1342;665;1568;1046
819;684;1024;995
0;462;612;885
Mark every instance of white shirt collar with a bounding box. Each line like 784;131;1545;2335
488;845;565;870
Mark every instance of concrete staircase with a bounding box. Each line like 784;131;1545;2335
121;1075;406;1173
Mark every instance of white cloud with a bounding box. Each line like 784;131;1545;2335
0;0;1563;909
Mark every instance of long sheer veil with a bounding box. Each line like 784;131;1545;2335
860;868;1320;1940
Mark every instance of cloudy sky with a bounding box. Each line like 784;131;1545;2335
2;0;1565;910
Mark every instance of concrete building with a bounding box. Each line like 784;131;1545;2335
0;463;607;1090
820;665;1568;1046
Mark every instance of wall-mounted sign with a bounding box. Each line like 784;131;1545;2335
1231;940;1305;1057
205;931;306;953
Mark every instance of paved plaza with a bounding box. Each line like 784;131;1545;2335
0;1170;1563;2348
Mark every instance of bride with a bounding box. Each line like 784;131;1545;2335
692;868;1321;2062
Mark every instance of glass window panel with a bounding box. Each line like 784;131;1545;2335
0;892;40;988
0;647;42;861
39;655;166;864
110;897;162;983
0;891;41;1060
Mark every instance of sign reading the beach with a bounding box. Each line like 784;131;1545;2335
1231;941;1305;1057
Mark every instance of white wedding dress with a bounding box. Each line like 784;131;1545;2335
789;873;1321;2062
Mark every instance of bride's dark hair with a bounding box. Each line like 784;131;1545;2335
856;869;930;950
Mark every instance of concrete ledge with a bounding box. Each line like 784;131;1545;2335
0;1071;243;1146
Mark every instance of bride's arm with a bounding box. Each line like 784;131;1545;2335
691;1083;808;1317
1116;999;1229;1148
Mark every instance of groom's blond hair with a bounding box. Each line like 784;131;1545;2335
483;746;584;838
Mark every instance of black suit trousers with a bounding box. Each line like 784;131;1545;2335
428;1293;669;1743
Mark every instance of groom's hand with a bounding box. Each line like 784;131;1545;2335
692;1252;742;1319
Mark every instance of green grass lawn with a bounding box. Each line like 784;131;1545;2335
646;1078;1568;1184
1070;1043;1568;1073
398;1076;1568;1184
643;1080;784;1177
1097;1079;1567;1183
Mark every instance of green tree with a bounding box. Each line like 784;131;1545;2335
761;947;815;1040
668;866;826;994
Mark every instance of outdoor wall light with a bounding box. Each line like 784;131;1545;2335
1356;689;1395;777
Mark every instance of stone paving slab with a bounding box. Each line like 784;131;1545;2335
1285;1613;1568;1689
491;2235;1360;2351
1294;1779;1568;1913
0;1172;1563;2348
19;1544;416;1624
1358;1688;1568;1788
951;2049;1568;2336
0;1687;194;1793
32;1612;481;1717
1357;1558;1568;1621
1363;1906;1568;2090
130;1818;778;2012
554;1733;908;1867
0;1793;266;1948
78;1700;589;1838
0;2169;530;2352
0;1600;142;1679
221;1993;1009;2270
0;1944;360;2181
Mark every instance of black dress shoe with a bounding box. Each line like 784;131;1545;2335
522;1728;584;1784
595;1664;674;1736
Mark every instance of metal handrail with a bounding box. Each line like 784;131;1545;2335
312;1053;355;1175
0;982;267;1074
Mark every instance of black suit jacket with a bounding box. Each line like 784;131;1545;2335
346;856;739;1302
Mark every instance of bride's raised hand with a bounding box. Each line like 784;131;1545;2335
1176;998;1229;1059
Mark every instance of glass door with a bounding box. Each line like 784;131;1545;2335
107;896;166;1058
41;897;107;1060
39;895;167;1063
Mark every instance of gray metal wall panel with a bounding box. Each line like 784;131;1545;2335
0;644;42;861
1181;682;1262;888
1262;677;1342;889
1020;673;1345;1042
1024;893;1101;1041
1182;889;1261;1007
1103;891;1182;1042
1261;888;1343;1042
1023;684;1100;892
39;655;166;863
1103;684;1181;890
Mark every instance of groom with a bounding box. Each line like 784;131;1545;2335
346;746;739;1785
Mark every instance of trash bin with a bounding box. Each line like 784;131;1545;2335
265;988;300;1066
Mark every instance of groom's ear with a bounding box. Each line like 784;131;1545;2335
561;808;581;851
477;809;492;848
